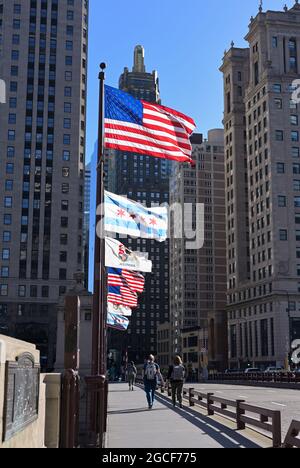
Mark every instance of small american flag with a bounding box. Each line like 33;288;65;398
104;85;196;164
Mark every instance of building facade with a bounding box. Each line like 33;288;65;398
0;0;88;369
221;2;300;369
169;131;227;371
83;161;90;288
107;46;170;364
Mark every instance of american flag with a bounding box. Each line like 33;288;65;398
107;268;145;294
104;85;196;164
108;284;138;308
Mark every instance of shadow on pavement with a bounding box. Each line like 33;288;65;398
155;393;262;449
108;407;169;415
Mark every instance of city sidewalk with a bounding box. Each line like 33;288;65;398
106;383;262;449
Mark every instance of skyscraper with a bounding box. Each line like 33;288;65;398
0;0;88;369
107;46;170;363
169;131;227;371
221;2;300;369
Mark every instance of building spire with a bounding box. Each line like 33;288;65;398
133;45;146;73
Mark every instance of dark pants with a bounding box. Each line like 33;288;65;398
171;381;184;405
144;380;157;407
128;374;136;388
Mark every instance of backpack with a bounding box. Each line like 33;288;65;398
145;362;157;380
171;365;185;381
127;365;137;376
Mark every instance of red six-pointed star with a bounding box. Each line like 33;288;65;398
117;209;126;217
150;218;157;226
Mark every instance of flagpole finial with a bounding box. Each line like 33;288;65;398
100;62;106;71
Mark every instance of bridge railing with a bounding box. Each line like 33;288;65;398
283;420;300;448
134;378;297;448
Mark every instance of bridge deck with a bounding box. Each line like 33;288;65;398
106;383;262;449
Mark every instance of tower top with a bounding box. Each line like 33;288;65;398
133;45;146;73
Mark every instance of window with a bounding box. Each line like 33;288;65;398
62;167;70;178
64;102;71;113
2;249;10;260
277;163;285;174
8;130;15;141
274;98;282;109
292;147;300;158
7;146;15;158
273;84;281;93
1;267;9;278
279;230;288;241
272;36;278;48
278;196;287;207
292;131;299;142
65;56;72;66
4;197;12;208
42;286;49;298
3;232;11;242
63;134;70;145
64;118;71;129
0;285;8;296
291;115;299;126
295;197;300;208
63;150;70;161
275;130;284;141
294;180;300;191
4;214;11;225
65;71;72;81
18;285;26;297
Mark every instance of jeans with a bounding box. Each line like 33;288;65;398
144;380;157;407
171;381;184;405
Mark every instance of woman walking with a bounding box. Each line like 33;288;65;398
168;356;185;408
126;361;137;391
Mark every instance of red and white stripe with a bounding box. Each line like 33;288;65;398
108;287;138;308
105;101;196;164
122;270;145;294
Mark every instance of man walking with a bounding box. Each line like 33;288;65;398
143;355;162;409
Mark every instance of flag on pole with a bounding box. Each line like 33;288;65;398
105;237;152;273
105;191;168;241
108;285;138;308
107;268;145;294
107;312;130;331
107;302;132;318
104;85;196;164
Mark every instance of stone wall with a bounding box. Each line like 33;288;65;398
0;335;61;449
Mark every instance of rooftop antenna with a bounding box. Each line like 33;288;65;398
259;0;263;12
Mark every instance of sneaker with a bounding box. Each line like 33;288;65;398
179;404;183;409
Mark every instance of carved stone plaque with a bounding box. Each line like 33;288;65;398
3;353;40;442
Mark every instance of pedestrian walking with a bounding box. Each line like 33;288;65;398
143;355;163;410
168;356;185;408
126;361;137;391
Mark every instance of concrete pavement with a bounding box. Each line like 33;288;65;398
106;383;263;449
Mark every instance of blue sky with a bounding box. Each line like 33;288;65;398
86;0;295;161
87;0;296;290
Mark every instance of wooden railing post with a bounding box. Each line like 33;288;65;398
189;388;195;407
207;393;214;416
236;400;246;430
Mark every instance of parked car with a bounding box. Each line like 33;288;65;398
244;368;261;374
224;369;240;374
264;367;284;374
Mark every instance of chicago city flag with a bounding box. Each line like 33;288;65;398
105;191;168;241
107;312;130;331
105;237;152;273
104;85;196;164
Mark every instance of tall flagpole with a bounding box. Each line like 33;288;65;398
88;63;107;447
